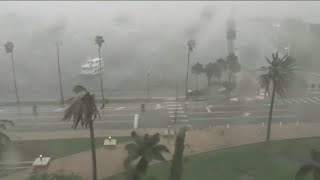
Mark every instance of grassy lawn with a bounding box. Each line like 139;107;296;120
107;138;320;180
1;136;130;162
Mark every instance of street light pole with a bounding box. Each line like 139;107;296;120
147;70;150;99
56;41;64;105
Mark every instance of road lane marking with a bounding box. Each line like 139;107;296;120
275;99;283;104
134;114;138;129
165;101;178;104
187;109;288;114
190;115;296;121
206;106;212;113
154;104;165;109
171;119;189;122
170;115;187;118
114;107;126;111
168;111;185;114
6;114;135;120
243;113;251;117
166;104;181;107
53;108;65;112
17;120;133;126
167;107;183;110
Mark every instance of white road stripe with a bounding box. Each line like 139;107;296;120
187;109;288;114
313;97;320;101
190;115;296;121
6;114;135;119
291;98;300;104
18;120;132;126
166;104;181;107
114;107;126;111
284;99;293;104
168;111;185;114
54;108;65;112
167;107;183;110
171;119;189;122
306;97;317;103
299;98;309;104
165;102;179;104
275;99;283;104
134;114;138;129
170;115;187;118
206;107;211;113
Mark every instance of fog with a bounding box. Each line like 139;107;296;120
0;1;319;101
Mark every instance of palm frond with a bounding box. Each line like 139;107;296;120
153;144;170;153
131;131;143;146
0;120;14;126
295;164;313;180
73;85;87;94
147;133;161;147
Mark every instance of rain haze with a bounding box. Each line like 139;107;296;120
0;1;319;100
2;1;320;180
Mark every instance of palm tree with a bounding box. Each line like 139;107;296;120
216;58;227;83
226;53;241;82
186;39;196;100
94;36;106;109
259;52;296;142
205;62;214;86
296;149;320;180
170;127;188;180
212;62;222;84
124;131;169;180
191;62;203;91
62;85;100;180
4;41;20;104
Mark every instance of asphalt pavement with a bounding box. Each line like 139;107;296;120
1;95;320;134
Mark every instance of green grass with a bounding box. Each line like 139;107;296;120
1;136;130;162
107;138;320;180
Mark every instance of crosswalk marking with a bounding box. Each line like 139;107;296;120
284;99;293;104
291;98;300;104
54;108;65;112
299;98;309;104
306;97;317;103
114;107;126;111
275;99;283;104
313;97;320;101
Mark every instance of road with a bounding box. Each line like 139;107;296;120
1;95;320;133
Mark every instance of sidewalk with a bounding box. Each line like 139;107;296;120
5;122;320;180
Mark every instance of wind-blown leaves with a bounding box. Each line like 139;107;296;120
296;149;320;180
259;52;296;99
124;131;169;177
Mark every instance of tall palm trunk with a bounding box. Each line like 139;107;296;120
196;74;199;91
186;50;190;100
266;80;276;142
56;44;64;105
88;120;97;180
207;77;210;87
98;47;105;107
10;52;19;104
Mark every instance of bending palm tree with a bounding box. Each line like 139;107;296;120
62;85;100;180
95;36;106;109
186;39;196;100
4;42;20;104
296;149;320;180
191;62;203;91
259;52;296;142
124;131;169;180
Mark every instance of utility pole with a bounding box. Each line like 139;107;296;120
147;70;150;100
56;41;64;105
